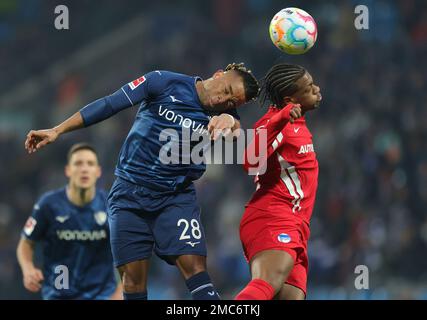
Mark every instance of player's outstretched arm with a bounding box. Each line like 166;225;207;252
267;103;302;131
17;238;44;292
25;111;84;154
25;72;160;154
243;103;302;172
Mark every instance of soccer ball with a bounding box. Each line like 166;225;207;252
269;7;317;55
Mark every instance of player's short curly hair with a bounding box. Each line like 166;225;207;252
260;63;306;108
225;62;260;102
67;142;98;163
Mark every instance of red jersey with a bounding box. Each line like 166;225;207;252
243;104;319;224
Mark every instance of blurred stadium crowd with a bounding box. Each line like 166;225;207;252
1;0;427;299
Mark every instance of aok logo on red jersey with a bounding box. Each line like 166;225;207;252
298;144;315;154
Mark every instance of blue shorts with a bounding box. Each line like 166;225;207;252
107;177;207;267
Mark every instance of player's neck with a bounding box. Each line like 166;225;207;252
195;80;209;110
66;184;96;207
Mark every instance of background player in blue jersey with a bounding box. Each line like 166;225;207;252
17;143;122;300
24;63;260;300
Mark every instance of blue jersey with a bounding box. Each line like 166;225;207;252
80;71;238;192
22;188;116;300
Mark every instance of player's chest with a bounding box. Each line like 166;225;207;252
47;208;109;242
150;95;211;128
50;208;108;234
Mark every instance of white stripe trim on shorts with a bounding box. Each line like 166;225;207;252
191;283;214;294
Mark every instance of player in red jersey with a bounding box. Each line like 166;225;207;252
235;63;322;300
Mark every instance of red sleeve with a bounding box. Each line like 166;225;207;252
243;104;294;173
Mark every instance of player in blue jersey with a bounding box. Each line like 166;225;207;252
24;63;260;300
17;143;122;300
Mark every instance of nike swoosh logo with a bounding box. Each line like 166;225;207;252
208;291;216;296
55;216;70;223
185;241;200;247
170;95;183;103
294;127;300;133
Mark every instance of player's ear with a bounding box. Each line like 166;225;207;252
212;69;224;79
282;96;293;106
96;165;102;179
65;165;71;178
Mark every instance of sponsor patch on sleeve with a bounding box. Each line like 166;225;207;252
23;217;37;236
128;76;146;90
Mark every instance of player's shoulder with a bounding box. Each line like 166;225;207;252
146;71;197;97
96;188;109;201
37;187;66;207
146;70;191;81
128;70;197;99
255;105;289;128
253;107;275;129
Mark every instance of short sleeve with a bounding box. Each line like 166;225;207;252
120;70;169;106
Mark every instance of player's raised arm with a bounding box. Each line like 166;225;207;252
25;111;84;153
25;71;164;154
243;103;301;172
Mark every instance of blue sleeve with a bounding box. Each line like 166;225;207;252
80;71;167;127
22;196;50;241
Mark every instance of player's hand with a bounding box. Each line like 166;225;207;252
208;114;236;141
289;104;302;124
25;128;59;154
23;267;44;292
109;285;124;300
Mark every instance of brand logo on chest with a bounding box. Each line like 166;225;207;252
158;105;209;135
298;144;315;154
94;211;107;226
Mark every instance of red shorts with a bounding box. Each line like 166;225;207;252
239;205;310;295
